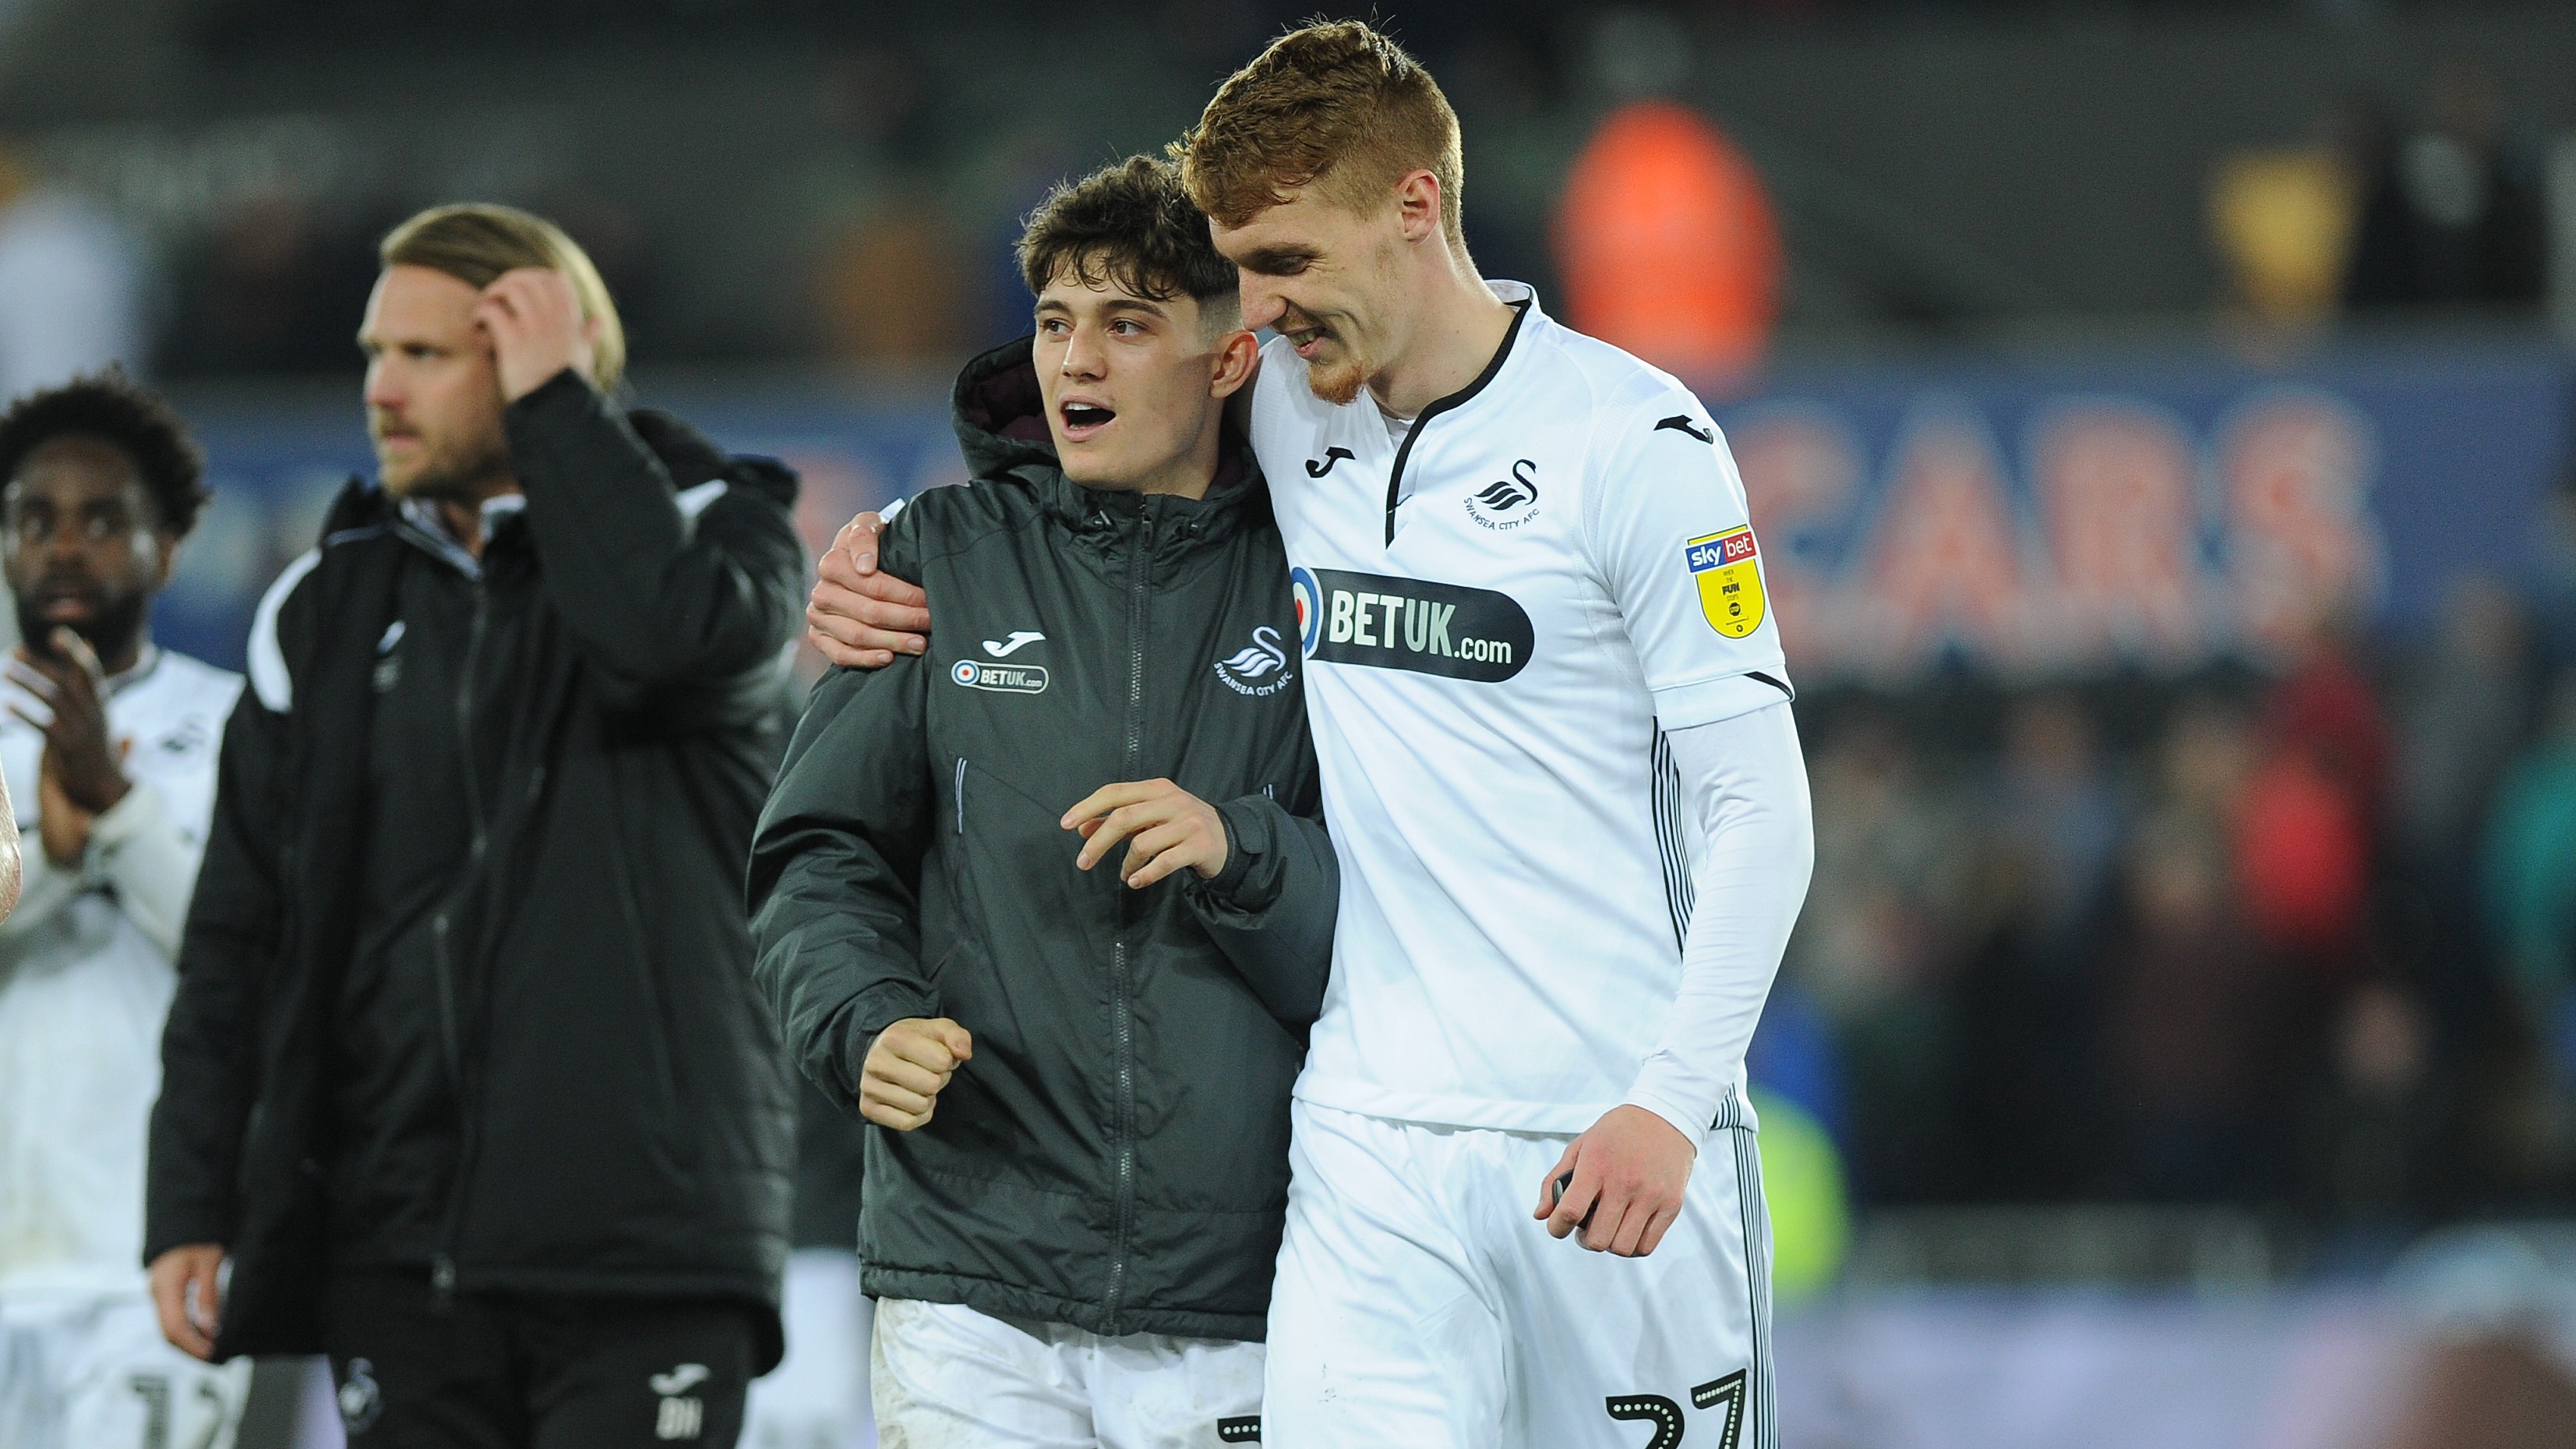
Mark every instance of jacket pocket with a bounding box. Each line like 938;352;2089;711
923;755;1116;1200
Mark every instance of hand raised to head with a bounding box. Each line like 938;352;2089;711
475;267;599;403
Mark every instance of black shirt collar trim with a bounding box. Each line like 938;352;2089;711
1384;297;1533;547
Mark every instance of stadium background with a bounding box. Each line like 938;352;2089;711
9;0;2576;1444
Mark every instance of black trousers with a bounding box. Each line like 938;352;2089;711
323;1273;755;1448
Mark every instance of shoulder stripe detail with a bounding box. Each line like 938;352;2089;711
676;479;729;524
247;548;322;712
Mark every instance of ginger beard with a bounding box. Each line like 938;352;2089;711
1279;302;1372;408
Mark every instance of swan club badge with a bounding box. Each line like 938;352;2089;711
1686;527;1766;639
1215;625;1296;697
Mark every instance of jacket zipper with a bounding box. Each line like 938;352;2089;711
1103;509;1152;1331
431;578;492;1308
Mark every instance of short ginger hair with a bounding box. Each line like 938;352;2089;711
379;203;628;390
1177;21;1467;252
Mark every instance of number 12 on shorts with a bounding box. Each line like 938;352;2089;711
1605;1368;1746;1449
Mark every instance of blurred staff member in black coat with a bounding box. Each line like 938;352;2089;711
145;203;804;1449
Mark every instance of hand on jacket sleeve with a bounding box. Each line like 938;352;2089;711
808;510;930;668
1063;778;1230;887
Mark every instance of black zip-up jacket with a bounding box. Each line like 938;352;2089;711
749;339;1336;1342
146;373;803;1366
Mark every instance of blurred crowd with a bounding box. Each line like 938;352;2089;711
1766;580;2576;1242
3;6;2571;387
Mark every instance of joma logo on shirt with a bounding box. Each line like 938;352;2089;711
1290;566;1532;682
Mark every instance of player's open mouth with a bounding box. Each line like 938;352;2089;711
1060;401;1116;442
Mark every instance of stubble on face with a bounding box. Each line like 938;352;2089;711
371;408;510;504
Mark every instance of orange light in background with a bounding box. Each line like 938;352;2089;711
1554;101;1782;390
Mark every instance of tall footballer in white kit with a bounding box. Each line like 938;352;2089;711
800;23;1816;1445
1184;24;1814;1447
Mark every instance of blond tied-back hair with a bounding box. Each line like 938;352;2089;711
379;203;628;390
1177;21;1467;254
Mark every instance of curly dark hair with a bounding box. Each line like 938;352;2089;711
1018;155;1239;319
0;369;210;537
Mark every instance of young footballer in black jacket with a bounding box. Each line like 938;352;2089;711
145;204;803;1448
750;156;1335;1446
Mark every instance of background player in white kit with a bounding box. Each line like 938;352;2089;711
806;23;1814;1445
0;373;245;1448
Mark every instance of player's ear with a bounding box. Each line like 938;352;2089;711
1207;325;1258;401
1393;170;1442;243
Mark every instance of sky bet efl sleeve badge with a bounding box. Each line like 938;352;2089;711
1686;526;1767;638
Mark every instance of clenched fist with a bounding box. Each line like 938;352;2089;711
859;1017;973;1130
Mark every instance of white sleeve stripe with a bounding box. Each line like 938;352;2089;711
247;547;322;713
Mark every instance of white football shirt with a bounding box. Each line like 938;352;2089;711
1250;281;1793;1135
0;647;241;1295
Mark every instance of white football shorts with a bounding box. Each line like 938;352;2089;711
871;1296;1263;1449
744;1248;877;1449
0;1288;250;1449
1262;1097;1775;1449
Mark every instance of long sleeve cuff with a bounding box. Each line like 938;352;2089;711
1621;1059;1737;1151
1195;797;1277;910
86;781;195;959
86;776;161;853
